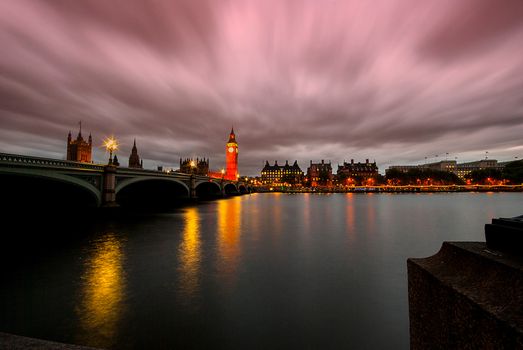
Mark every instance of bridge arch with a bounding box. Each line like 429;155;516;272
116;176;190;195
223;183;239;196
195;181;222;198
238;184;248;194
0;168;102;207
115;176;190;206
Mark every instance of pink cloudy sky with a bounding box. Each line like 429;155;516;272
1;0;523;175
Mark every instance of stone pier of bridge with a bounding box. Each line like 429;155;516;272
102;164;117;206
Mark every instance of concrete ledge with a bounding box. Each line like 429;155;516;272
0;332;102;350
485;216;523;255
408;242;523;349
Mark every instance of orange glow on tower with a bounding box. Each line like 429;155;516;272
225;127;238;180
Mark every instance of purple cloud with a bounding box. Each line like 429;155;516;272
0;0;522;175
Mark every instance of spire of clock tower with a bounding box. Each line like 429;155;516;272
228;127;236;143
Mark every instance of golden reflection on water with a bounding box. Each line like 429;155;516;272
178;207;201;302
345;193;355;236
271;192;282;233
77;233;126;348
217;197;242;282
303;193;311;232
366;193;376;234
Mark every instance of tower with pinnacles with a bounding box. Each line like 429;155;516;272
66;122;92;163
128;139;143;168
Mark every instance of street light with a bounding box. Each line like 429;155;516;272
103;136;118;164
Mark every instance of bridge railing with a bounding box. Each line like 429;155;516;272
115;167;219;183
0;153;105;171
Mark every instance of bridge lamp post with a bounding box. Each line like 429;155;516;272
103;137;119;165
190;160;196;174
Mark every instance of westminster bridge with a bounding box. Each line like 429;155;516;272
0;153;251;208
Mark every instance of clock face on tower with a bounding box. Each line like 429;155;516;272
228;147;234;153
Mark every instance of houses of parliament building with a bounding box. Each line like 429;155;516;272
66;124;92;163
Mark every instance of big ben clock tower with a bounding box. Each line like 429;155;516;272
225;127;238;180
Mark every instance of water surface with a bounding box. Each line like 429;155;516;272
1;192;521;349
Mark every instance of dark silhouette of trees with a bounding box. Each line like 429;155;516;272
385;161;523;186
385;168;463;185
336;172;382;186
464;168;503;184
464;161;523;184
503;160;523;184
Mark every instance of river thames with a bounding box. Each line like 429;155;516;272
1;192;521;349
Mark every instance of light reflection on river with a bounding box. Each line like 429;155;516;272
0;192;521;349
217;196;242;288
177;207;201;308
76;233;126;348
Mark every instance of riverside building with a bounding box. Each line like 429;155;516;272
261;160;304;185
455;160;500;180
306;160;333;186
386;159;504;180
337;159;379;179
425;160;457;172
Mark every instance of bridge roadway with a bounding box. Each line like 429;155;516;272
0;153;250;207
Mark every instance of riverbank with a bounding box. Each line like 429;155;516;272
0;332;102;350
254;185;523;194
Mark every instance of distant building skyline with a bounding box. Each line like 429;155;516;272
57;122;522;178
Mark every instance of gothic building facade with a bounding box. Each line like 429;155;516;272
179;157;209;175
66;124;92;163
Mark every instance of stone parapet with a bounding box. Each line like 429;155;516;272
408;241;523;349
0;332;102;350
